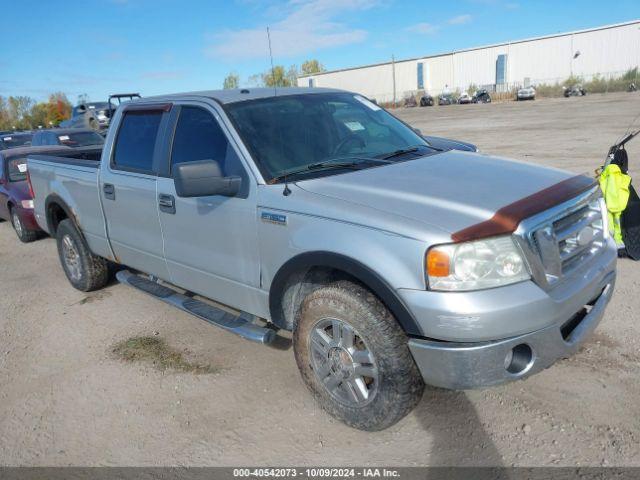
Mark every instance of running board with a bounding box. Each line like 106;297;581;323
115;270;275;344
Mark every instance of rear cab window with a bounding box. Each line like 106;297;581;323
112;110;164;174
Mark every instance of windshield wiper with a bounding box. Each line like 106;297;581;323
269;157;390;184
380;144;437;160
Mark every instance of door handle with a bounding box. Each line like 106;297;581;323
103;183;115;200
158;193;176;214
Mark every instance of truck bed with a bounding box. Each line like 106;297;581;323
27;146;112;259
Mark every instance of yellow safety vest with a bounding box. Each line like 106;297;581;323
599;163;631;245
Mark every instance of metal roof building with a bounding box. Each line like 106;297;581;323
297;20;640;103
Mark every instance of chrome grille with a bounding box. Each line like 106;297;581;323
517;188;607;288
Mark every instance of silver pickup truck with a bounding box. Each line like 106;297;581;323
27;88;617;431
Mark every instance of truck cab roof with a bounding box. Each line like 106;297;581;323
133;87;345;105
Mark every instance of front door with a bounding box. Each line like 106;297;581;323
100;106;171;280
156;103;262;316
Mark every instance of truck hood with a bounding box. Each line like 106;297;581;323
297;150;575;238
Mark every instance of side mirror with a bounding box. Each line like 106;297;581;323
173;159;241;198
413;127;422;135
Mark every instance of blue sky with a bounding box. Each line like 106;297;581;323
1;0;638;103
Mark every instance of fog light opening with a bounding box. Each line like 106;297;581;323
505;344;534;375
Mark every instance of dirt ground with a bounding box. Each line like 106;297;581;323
1;91;640;467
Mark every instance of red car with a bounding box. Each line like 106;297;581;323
0;145;73;242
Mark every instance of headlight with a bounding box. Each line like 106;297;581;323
426;236;530;291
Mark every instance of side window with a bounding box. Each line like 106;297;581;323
112;111;163;173
170;106;244;178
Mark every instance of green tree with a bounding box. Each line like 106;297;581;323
0;96;9;130
223;72;240;89
30;102;49;128
301;59;325;76
7;96;35;130
262;65;291;87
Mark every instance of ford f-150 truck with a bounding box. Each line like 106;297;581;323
27;88;617;431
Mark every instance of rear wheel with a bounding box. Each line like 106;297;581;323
293;281;424;431
56;219;109;291
10;207;38;243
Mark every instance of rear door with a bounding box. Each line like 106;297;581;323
155;102;263;315
99;104;172;280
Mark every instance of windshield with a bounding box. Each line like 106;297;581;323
225;93;431;181
8;157;27;182
87;102;109;110
58;131;105;147
0;133;32;150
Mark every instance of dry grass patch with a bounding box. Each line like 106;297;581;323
112;336;219;374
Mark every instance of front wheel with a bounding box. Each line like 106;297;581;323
294;281;424;431
56;219;109;291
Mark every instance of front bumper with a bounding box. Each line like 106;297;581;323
407;270;616;389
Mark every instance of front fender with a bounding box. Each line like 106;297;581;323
261;211;428;335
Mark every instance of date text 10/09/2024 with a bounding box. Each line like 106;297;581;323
232;469;400;478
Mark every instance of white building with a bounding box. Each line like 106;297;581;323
298;20;640;103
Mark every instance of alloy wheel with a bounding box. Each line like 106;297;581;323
61;235;82;282
309;317;379;406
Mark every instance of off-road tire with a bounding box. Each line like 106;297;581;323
56;219;109;292
10;207;39;243
293;280;424;431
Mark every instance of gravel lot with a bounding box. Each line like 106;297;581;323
1;91;639;467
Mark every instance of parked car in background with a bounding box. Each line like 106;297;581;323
403;95;417;107
28;87;617;431
438;93;456;105
0;145;79;242
517;86;536;100
0;132;33;150
564;84;587;97
419;93;434;107
59;102;111;131
458;92;472;104
59;94;142;132
32;128;105;148
472;89;492;103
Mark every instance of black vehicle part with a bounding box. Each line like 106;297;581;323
622;184;640;260
173;160;241;198
116;270;276;344
612;148;629;174
108;93;141;118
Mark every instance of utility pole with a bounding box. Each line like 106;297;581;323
392;54;397;108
